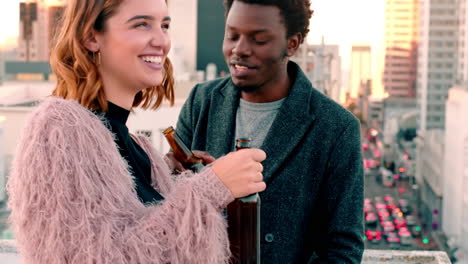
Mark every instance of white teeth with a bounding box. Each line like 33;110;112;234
141;56;162;64
235;65;248;70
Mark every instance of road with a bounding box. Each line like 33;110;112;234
362;140;440;251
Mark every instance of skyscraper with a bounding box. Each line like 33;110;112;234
442;87;468;260
292;41;342;103
441;1;468;260
18;0;65;62
18;2;38;61
457;0;468;83
417;0;458;130
383;0;419;98
349;45;371;100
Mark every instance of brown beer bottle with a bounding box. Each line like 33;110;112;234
162;126;205;173
227;138;261;264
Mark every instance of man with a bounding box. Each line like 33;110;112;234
173;0;364;262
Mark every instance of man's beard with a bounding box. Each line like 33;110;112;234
234;84;261;93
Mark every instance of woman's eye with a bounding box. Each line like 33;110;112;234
162;23;170;30
135;22;151;30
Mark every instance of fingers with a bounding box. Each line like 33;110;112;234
236;148;266;162
165;152;186;173
211;148;267;198
257;163;263;172
193;150;216;164
251;181;267;193
253;172;263;182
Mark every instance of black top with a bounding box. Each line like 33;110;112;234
101;102;164;204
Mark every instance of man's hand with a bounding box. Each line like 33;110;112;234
165;150;215;173
192;150;216;165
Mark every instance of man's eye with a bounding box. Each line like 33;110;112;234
255;40;268;45
226;35;238;40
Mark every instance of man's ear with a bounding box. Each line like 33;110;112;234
83;31;100;52
286;33;303;57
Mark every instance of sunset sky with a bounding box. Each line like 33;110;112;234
0;0;386;96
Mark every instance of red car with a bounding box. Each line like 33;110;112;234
365;230;382;243
386;232;401;244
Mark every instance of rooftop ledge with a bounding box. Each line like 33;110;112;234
0;240;452;263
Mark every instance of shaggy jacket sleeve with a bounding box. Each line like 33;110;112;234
7;99;234;264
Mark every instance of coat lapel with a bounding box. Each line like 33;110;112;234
206;80;241;158
260;69;316;183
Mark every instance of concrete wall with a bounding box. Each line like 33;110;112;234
0;240;453;264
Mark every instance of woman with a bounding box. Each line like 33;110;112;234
7;0;266;263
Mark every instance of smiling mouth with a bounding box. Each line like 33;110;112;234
232;63;257;70
234;64;249;70
141;56;163;64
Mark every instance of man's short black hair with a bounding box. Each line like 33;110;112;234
223;0;313;43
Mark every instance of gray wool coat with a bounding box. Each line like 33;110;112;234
175;62;364;263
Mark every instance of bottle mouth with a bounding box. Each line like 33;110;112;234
235;138;252;150
162;126;175;135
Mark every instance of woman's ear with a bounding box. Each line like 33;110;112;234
83;31;100;52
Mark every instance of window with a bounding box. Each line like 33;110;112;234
135;130;153;143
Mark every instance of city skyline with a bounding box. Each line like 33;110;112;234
0;0;387;97
2;1;468;262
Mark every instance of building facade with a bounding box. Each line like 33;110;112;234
414;129;444;234
382;96;417;144
292;41;342;103
457;0;468;83
416;0;458;130
442;86;468;260
196;0;228;76
383;0;419;98
18;0;65;62
349;45;372;100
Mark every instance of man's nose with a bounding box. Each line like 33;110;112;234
232;36;252;56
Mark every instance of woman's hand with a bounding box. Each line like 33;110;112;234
211;149;266;198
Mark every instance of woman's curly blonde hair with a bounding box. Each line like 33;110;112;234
50;0;174;111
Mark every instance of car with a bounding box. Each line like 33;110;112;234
364;198;372;205
365;230;383;244
398;229;412;245
382;221;395;235
394;216;407;230
384;194;395;204
364;203;375;214
386;231;401;244
391;207;403;218
375;203;387;211
386;201;398;211
399;199;412;214
362;143;369;151
378;210;391;222
406;215;417;226
365;212;378;226
381;168;395;187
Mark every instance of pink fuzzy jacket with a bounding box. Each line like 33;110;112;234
7;97;234;264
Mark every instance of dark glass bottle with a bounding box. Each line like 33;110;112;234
227;138;261;264
162;126;204;173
